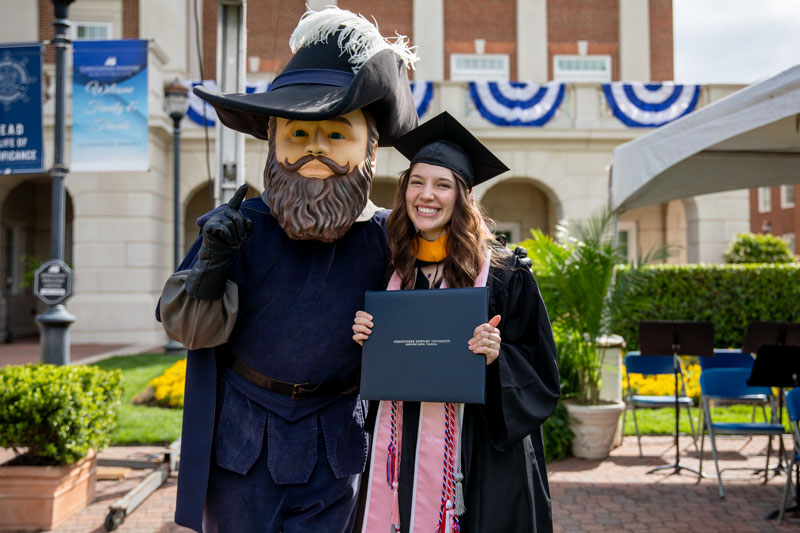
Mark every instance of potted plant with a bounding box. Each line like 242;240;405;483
0;363;122;531
520;209;663;459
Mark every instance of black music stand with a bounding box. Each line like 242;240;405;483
742;321;800;355
639;320;714;475
744;321;800;473
747;345;800;389
745;332;800;520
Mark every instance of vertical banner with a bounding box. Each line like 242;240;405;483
0;43;44;175
72;39;148;171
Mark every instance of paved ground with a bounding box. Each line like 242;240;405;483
2;434;797;532
5;343;800;531
550;435;800;532
0;337;160;366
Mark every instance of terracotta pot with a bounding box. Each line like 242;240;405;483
564;400;625;460
0;450;96;531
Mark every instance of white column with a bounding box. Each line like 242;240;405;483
215;1;247;204
618;0;650;81
413;0;444;80
187;0;203;80
0;0;37;42
306;0;335;10
689;191;750;263
141;0;186;74
516;0;548;81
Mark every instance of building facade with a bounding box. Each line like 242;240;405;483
750;185;799;253
0;0;749;345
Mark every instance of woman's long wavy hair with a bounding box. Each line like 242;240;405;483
387;166;502;289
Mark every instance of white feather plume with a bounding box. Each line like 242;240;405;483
289;6;419;73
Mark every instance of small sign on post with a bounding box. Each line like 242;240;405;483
33;259;73;306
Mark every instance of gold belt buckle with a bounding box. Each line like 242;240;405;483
291;382;310;400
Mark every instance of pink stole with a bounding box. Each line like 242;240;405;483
361;252;491;533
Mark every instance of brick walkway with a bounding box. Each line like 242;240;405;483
0;337;161;366
3;434;796;532
550;435;799;532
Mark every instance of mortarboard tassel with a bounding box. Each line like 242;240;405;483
454;472;465;516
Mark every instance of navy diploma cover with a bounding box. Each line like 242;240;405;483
360;287;488;403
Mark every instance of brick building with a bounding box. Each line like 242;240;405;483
0;0;750;345
196;0;673;83
750;185;799;253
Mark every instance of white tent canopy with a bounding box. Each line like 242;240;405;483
610;64;800;212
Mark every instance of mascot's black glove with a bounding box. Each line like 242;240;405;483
185;184;253;300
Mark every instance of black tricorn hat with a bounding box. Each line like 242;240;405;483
394;111;510;188
194;7;419;146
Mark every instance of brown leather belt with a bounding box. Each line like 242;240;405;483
230;356;359;400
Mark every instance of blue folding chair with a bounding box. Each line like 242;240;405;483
699;349;757;370
778;388;800;524
623;351;697;457
698;368;785;498
698;350;769;431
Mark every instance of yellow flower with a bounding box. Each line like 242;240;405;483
148;359;187;408
622;359;701;402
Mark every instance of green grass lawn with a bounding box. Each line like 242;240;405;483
92;353;184;445
623;404;788;436
89;352;786;445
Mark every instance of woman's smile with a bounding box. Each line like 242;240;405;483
415;205;441;216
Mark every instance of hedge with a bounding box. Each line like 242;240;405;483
0;364;122;466
612;263;800;351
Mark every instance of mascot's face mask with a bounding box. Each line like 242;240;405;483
273;109;373;179
264;111;378;243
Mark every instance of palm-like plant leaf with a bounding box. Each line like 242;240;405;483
518;208;667;404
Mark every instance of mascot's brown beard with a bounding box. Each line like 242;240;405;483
264;140;374;243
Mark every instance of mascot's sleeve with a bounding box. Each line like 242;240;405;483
157;230;239;350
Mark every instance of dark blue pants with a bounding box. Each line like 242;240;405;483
203;419;359;533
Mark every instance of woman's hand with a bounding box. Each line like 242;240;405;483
352;310;374;346
469;315;502;365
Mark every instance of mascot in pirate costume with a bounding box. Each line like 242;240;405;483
156;7;418;532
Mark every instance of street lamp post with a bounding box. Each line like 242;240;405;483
163;81;188;354
35;0;76;365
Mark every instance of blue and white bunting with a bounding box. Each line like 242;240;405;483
410;81;434;118
183;80;270;127
602;82;701;127
184;80;434;127
469;81;565;127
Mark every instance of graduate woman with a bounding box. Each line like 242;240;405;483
352;112;561;533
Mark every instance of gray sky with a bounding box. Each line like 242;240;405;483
674;0;800;84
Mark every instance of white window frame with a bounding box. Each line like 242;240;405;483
617;221;638;263
781;185;795;209
758;187;772;213
783;233;796;254
553;54;612;82
450;53;510;81
72;21;112;41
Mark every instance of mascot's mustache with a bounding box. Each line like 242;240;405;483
283;154;351;175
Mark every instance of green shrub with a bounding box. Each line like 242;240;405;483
537;323;578;460
724;232;795;264
0;364;122;466
612;263;800;351
543;399;573;462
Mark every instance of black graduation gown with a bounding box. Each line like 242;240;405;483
396;253;561;533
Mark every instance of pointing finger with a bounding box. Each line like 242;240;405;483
228;184;248;211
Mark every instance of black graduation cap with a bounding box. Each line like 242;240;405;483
194;7;419;146
393;111;509;188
